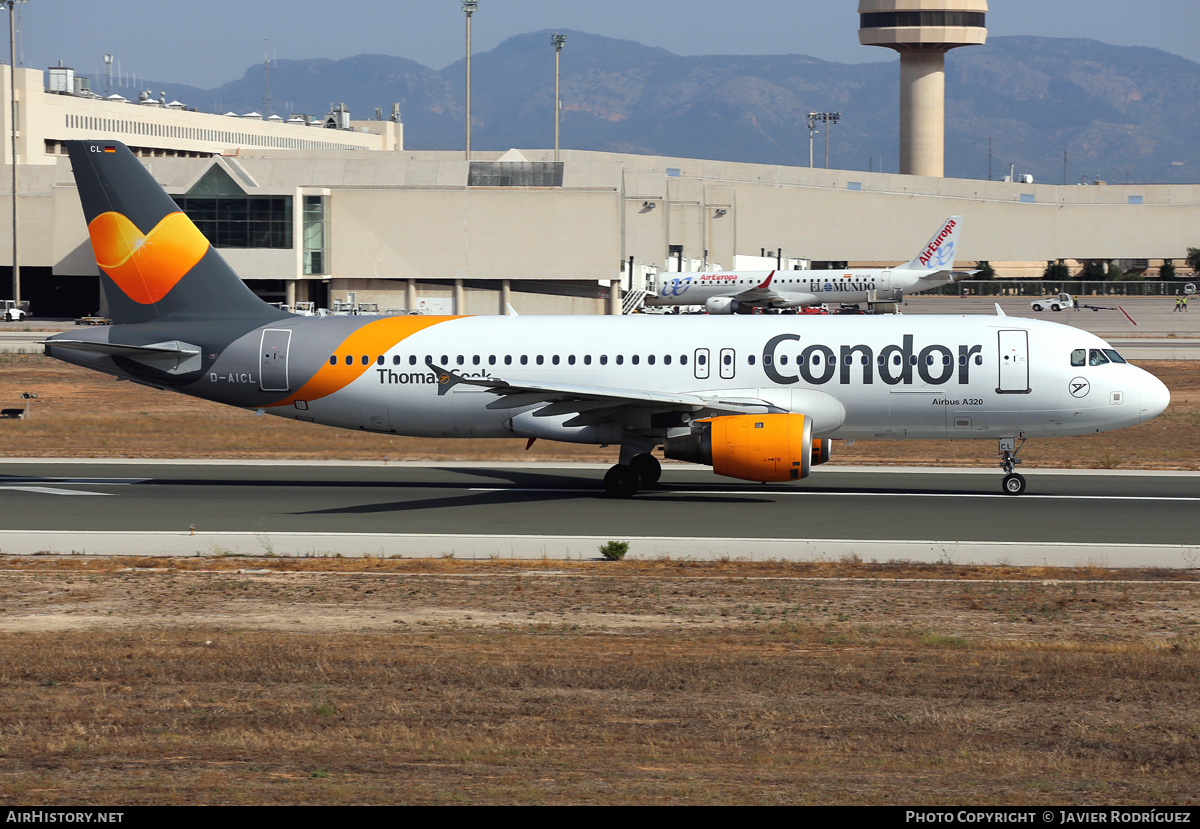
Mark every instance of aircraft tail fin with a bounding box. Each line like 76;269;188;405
66;140;284;326
900;216;962;272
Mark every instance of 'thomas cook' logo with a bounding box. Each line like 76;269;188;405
87;211;209;304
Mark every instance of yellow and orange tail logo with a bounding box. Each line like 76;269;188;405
87;211;209;305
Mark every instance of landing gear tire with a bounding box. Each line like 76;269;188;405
1002;473;1027;496
999;438;1026;496
603;464;642;498
629;453;661;487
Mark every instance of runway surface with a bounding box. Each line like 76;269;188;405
1;460;1196;566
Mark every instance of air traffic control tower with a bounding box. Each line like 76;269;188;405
858;1;987;177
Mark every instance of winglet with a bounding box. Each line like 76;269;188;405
425;359;465;396
757;271;775;290
506;303;520;316
995;303;1007;317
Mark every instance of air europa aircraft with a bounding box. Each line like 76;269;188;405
644;216;972;313
46;141;1169;497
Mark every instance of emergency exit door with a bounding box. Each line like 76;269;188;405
996;329;1030;394
259;329;291;392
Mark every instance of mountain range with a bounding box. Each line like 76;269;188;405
131;31;1200;185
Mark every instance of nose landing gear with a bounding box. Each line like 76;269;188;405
999;437;1026;495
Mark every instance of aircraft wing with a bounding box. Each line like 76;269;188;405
725;271;783;305
426;360;778;427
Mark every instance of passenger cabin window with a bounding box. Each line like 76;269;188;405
1071;349;1086;367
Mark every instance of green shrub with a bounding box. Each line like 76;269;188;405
1043;261;1071;280
598;540;629;561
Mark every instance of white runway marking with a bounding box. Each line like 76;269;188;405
0;477;147;496
0;486;111;496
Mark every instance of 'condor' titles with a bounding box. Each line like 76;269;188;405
762;333;983;386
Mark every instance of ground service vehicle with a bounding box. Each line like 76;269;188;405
1031;293;1075;312
2;300;29;321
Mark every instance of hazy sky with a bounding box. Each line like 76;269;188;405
17;1;1200;89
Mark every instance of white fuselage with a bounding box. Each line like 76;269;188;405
643;267;952;309
192;314;1167;445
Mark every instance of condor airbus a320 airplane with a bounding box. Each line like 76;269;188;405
644;216;971;313
46;142;1169;497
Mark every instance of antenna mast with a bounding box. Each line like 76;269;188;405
263;39;275;117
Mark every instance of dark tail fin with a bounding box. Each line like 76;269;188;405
66;140;285;326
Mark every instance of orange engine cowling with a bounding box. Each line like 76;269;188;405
811;438;832;466
664;413;813;482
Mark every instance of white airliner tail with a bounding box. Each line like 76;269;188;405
899;216;962;272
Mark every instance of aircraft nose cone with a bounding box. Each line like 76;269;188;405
1139;372;1170;421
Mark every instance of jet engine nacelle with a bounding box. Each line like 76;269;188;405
664;413;813;482
704;296;742;315
811;438;832;466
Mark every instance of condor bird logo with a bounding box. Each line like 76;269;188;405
86;211;209;304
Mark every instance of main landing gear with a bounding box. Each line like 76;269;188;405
603;452;661;498
999;437;1027;496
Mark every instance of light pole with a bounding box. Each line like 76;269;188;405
552;33;565;162
808;111;840;169
823;111;840;169
807;112;818;168
462;1;477;160
6;0;24;309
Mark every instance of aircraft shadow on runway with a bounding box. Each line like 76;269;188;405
0;469;1016;504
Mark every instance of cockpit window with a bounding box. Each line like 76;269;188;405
1071;349;1086;367
1088;349;1110;366
1102;349;1127;364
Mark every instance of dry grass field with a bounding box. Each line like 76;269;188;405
1;355;1199;805
0;353;1197;469
0;556;1198;806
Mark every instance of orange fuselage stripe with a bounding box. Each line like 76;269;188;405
266;315;458;408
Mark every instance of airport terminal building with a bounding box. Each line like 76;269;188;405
2;65;1198;318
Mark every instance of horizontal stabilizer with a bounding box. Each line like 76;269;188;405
46;338;202;375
